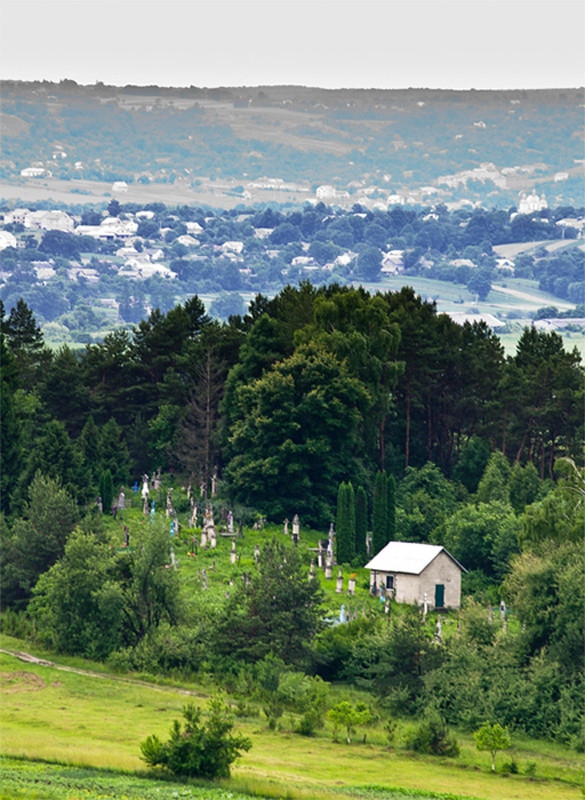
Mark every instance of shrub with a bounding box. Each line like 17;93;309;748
406;710;460;757
140;697;251;779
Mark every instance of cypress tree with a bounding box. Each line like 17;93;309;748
387;473;396;545
336;482;347;563
99;469;114;514
347;481;356;562
355;485;368;560
336;482;356;564
372;469;388;556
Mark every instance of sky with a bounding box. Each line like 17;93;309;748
1;0;584;90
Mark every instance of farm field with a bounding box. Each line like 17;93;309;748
1;643;583;800
41;271;582;359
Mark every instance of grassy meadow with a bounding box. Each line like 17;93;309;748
1;642;583;800
1;501;583;800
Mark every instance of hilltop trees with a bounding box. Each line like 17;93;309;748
224;344;369;526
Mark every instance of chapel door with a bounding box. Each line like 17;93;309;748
434;584;445;608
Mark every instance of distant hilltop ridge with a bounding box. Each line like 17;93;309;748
1;82;583;209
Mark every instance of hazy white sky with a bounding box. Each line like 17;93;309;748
1;0;584;90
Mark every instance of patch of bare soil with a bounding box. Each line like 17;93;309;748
1;671;47;693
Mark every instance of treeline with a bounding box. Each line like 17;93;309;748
2;283;582;524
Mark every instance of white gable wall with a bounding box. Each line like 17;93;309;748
369;550;462;609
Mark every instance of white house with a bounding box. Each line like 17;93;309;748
25;210;74;232
20;167;50;178
365;541;466;610
0;231;17;251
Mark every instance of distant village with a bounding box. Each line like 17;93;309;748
1;192;583;335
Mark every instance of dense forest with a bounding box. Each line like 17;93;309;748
1;281;583;752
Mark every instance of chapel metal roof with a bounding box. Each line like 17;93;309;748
365;541;466;574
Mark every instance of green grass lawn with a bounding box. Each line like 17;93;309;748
1;641;582;800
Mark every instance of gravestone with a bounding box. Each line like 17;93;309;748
230;539;236;564
309;559;315;581
325;557;332;580
327;524;334;561
317;540;324;569
227;510;234;534
123;526;130;547
292;514;300;540
340;604;347;623
200;529;208;548
118;490;125;510
254;544;260;562
141;475;149;499
347;575;356;596
336;568;343;594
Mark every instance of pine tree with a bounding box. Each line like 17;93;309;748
355;485;368;560
387;473;396;544
372;469;388;556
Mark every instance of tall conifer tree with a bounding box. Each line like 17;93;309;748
355;485;368;560
372;469;388;555
336;482;356;564
387;473;396;544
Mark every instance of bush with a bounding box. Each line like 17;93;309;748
406;710;460;757
140;697;251;779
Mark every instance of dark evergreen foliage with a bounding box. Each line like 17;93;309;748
355;485;368;560
372;470;388;556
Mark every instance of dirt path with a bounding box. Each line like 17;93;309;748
0;648;205;697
